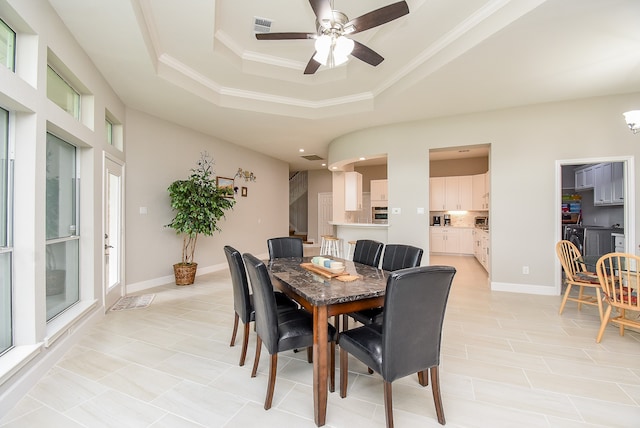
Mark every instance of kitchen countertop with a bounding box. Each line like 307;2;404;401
329;222;389;228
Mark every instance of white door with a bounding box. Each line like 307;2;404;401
318;192;333;242
104;156;124;310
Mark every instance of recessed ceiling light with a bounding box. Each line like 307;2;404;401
299;149;305;153
321;163;326;167
359;157;366;161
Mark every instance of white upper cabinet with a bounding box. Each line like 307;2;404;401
445;176;472;210
370;179;388;207
430;177;446;210
430;175;474;211
344;171;363;211
472;172;489;210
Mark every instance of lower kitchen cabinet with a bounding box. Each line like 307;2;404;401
473;229;490;272
430;227;474;255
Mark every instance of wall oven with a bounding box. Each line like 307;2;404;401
372;207;388;224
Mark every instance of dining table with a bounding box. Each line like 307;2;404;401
267;256;389;427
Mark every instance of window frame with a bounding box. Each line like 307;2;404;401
0;17;16;72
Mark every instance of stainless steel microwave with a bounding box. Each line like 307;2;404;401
372;207;388;224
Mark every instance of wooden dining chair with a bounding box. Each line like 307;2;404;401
224;246;297;366
267;237;303;260
556;240;603;320
339;265;456;427
595;252;640;343
243;253;337;410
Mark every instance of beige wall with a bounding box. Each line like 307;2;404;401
328;93;640;294
430;157;489;177
306;169;333;244
125;109;290;286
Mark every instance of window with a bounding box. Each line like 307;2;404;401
105;118;113;146
46;133;79;321
0;18;15;71
0;107;11;354
47;65;80;119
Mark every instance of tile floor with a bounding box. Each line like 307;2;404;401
2;254;640;427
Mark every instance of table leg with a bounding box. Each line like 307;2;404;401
313;305;328;426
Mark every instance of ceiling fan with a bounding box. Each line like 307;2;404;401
255;0;410;74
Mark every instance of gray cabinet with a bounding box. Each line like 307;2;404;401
575;165;595;190
594;162;623;206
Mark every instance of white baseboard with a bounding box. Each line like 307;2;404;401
125;252;270;294
491;281;559;296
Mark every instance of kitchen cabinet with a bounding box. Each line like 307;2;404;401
431;227;474;255
430;227;459;253
430;175;474;211
473;229;490;272
344;171;363;211
445;176;472;210
429;177;446;210
575;165;595;190
612;162;624;205
594;162;623;206
472;172;489;210
370;179;388;207
459;228;474;254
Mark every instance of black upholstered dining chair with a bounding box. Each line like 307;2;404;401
267;236;304;260
224;246;297;366
339;265;456;427
345;244;424;327
351;239;384;267
243;253;337;410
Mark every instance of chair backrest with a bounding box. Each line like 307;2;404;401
556;240;586;280
381;244;424;271
224;245;252;323
243;253;280;354
381;265;456;382
352;239;384;267
267;237;304;260
596;252;640;311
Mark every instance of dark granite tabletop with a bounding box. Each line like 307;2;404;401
268;256;389;306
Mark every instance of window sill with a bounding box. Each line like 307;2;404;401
45;299;98;348
0;344;42;386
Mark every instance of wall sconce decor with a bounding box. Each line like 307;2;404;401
234;168;257;182
623;110;640;134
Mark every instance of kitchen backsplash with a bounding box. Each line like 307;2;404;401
430;211;488;227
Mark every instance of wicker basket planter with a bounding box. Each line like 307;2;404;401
173;263;197;286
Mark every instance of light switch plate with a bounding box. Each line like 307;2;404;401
391;207;401;214
417;207;425;214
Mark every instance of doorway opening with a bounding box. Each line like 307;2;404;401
555;157;636;294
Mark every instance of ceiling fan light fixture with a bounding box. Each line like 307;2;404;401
334;35;354;57
313;34;331;65
623;110;640;134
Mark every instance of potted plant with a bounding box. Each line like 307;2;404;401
167;152;235;285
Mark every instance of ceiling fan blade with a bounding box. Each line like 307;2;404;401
309;0;333;22
256;32;316;40
351;41;384;66
304;54;322;74
346;1;409;35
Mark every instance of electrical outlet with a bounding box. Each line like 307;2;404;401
522;266;529;275
392;207;401;214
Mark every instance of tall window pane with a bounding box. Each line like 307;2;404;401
105;118;113;146
47;66;80;119
46;133;79;320
0;107;11;354
0;18;15;71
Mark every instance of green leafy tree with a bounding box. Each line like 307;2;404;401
167;152;235;264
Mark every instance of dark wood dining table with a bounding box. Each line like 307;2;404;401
268;256;389;427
